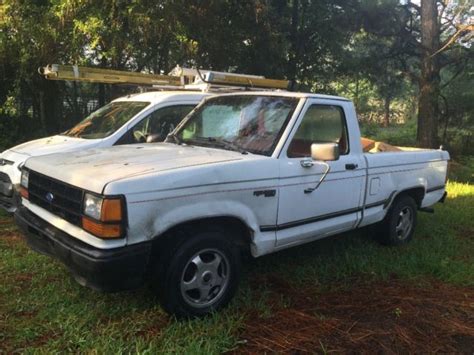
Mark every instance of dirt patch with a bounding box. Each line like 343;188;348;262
0;231;29;253
456;226;474;239
236;275;474;353
26;331;61;349
0;231;23;242
13;273;33;283
132;316;171;339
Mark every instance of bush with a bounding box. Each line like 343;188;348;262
360;120;473;157
442;127;474;156
359;120;417;147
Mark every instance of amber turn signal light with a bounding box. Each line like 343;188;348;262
19;186;29;200
82;217;122;239
101;198;122;222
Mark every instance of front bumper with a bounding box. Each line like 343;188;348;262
15;206;152;292
0;191;18;213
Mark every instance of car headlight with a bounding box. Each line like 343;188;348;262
20;170;29;188
83;193;103;220
82;193;124;239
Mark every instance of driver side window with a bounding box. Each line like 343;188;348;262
131;105;195;143
287;104;349;158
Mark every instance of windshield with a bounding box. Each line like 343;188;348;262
175;95;299;156
62;101;150;139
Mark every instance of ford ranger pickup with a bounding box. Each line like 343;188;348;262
15;91;449;317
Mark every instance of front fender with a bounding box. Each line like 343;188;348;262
126;188;278;256
152;199;260;237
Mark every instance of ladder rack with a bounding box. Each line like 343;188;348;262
39;64;290;91
193;71;289;90
39;64;183;86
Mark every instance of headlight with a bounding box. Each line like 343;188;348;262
20;170;29;188
83;193;103;220
82;194;124;239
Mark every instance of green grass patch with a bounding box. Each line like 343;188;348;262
1;162;473;353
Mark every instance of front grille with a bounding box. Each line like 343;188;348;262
28;170;84;226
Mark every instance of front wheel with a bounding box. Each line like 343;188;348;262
377;195;417;246
154;231;241;318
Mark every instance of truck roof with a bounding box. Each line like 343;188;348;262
113;89;350;105
113;90;212;104
201;90;351;102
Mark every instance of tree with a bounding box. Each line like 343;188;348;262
0;0;472;152
417;0;441;148
402;0;473;148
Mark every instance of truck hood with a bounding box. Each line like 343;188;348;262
24;143;247;193
9;135;101;157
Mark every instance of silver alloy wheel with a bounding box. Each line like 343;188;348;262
395;207;413;240
180;248;230;308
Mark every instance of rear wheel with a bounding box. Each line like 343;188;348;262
153;230;241;318
377;195;417;246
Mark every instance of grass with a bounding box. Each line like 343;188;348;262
0;163;473;352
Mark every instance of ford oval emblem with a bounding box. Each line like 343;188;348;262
45;192;54;203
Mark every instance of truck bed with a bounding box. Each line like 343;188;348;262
359;148;449;228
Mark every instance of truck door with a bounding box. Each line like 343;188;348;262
274;99;365;247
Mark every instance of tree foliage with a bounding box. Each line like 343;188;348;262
0;0;472;152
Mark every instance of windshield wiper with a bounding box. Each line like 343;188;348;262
167;132;183;145
205;137;248;154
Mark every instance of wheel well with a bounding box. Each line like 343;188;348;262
397;187;425;207
152;216;253;256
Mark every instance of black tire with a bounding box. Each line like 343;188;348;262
377;195;417;246
153;230;241;318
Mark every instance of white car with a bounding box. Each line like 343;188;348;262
16;91;449;317
0;91;210;212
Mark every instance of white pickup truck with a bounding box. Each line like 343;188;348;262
15;91;449;317
0;91;208;212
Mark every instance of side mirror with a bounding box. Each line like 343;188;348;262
311;143;339;161
146;133;165;143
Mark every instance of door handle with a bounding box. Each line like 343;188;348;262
345;163;358;170
300;159;314;168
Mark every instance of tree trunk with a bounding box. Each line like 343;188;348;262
39;90;47;134
417;0;440;148
287;0;299;89
383;96;390;127
354;73;360;111
38;80;60;135
98;84;106;107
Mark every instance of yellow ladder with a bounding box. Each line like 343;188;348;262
39;64;290;90
39;64;182;86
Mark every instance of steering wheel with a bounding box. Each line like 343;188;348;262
133;130;147;143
